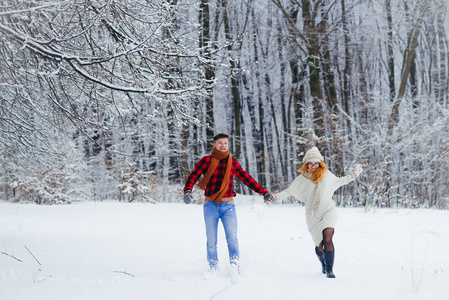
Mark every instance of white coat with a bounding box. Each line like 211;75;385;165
276;170;356;246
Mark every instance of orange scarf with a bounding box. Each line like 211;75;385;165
198;148;232;205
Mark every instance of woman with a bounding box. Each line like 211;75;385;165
274;147;362;278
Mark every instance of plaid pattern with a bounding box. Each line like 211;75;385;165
184;155;268;197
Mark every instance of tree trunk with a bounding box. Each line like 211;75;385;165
277;22;288;181
302;0;324;139
220;0;242;160
199;0;215;143
388;1;428;136
1;131;6;201
432;6;448;106
341;0;352;131
319;12;337;110
246;6;266;187
385;0;396;102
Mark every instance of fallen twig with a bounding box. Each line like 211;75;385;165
1;251;23;262
24;245;41;266
113;270;135;277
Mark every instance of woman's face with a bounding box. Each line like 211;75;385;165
307;161;320;172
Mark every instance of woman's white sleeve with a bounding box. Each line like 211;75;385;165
331;172;356;191
276;190;296;201
276;176;306;202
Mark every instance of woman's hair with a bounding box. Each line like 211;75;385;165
299;162;327;183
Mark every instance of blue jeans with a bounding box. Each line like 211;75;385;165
203;200;239;268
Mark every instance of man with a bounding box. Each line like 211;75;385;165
183;133;274;270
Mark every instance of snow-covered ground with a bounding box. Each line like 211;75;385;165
1;195;448;300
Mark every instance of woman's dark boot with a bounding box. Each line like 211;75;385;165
324;251;336;278
315;247;326;274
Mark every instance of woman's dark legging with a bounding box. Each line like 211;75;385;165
317;227;335;252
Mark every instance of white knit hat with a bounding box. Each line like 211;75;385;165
303;147;324;163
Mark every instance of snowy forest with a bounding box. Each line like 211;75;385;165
1;0;448;208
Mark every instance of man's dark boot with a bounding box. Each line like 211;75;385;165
315;247;326;274
324;251;336;278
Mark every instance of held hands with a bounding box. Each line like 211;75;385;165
263;192;275;204
183;190;193;204
353;164;363;178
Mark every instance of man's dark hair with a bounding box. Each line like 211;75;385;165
213;133;230;142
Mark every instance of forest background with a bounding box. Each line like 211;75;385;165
1;0;448;208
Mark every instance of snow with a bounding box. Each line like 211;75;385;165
1;195;448;300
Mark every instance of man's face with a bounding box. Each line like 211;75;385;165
213;138;229;153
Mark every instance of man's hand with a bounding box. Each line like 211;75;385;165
183;190;193;204
263;192;275;204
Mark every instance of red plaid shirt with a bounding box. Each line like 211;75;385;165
184;155;268;197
